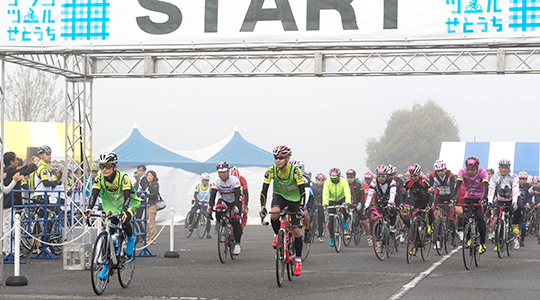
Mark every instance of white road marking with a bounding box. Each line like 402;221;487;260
387;246;462;300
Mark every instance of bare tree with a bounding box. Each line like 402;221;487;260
4;66;64;122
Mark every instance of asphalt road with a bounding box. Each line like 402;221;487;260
1;224;540;299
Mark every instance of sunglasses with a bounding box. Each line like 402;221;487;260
274;156;286;160
100;164;114;170
410;174;418;177
377;175;387;178
347;176;355;179
436;169;446;173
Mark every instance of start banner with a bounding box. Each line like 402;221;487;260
1;0;540;49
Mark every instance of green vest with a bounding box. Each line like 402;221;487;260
99;171;140;214
273;165;301;202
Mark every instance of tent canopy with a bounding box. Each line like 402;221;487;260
439;142;540;175
3;121;92;162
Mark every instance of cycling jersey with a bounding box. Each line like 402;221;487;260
312;183;324;205
519;182;533;205
365;178;396;207
402;176;432;207
30;159;52;197
322;177;351;206
211;175;241;204
429;171;456;197
92;171;140;215
487;172;519;203
260;163;306;208
529;185;540;206
349;179;365;206
457;168;488;199
194;182;211;202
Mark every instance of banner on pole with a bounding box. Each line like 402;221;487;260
1;0;539;49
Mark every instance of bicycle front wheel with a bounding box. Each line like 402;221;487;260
372;220;385;261
420;222;431;261
118;236;135;288
184;212;193;238
434;218;444;256
275;230;285;287
197;213;208;239
495;220;504;258
406;224;416;264
47;220;63;256
333;217;342;253
91;232;110;295
462;224;473;270
506;223;513;257
217;221;228;263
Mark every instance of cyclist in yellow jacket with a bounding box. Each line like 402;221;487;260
323;168;352;247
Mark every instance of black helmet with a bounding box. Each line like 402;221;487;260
346;169;356;177
216;161;230;172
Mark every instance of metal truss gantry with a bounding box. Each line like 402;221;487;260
1;42;540;252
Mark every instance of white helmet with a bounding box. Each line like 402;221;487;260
433;159;446;171
201;173;210;181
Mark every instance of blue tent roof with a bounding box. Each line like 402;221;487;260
202;131;274;172
113;128;202;173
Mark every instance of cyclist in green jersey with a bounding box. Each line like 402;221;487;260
85;152;140;280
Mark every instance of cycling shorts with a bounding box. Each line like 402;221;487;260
271;193;301;228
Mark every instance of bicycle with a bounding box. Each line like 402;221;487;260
493;202;514;259
301;213;312;262
262;207;301;287
406;207;432;264
326;204;348;253
18;200;63;257
185;200;211;239
368;206;396;261
457;202;483;270
89;212;135;295
524;204;536;237
213;204;236;263
309;204;326;242
351;206;365;246
433;203;454;256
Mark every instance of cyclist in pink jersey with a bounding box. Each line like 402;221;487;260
453;156;489;254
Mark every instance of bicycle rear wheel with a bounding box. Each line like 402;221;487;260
91;232;110;295
406;224;416;264
275;230;285;287
506;224;513;257
473;230;481;267
333;217;342;253
118;236;135;288
420;222;431;261
495;220;504;258
197;213;208;239
353;220;363;246
47;220;63;256
184;212;193;238
286;232;295;281
217;221;228;263
229;224;236;261
462;224;473;270
372;220;385;261
302;227;311;262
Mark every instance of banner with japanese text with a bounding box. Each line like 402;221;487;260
1;0;539;50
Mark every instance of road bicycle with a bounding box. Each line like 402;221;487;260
309;204;326;242
213;204;236;263
457;202;483;270
90;212;135;295
406;207;432;264
351;207;365;246
185;200;211;239
326;204;349;253
19;200;63;257
368;206;397;261
493;202;514;259
433;203;454;255
262;207;301;287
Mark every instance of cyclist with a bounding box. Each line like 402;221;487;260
86;151;141;280
260;145;306;276
402;164;434;235
364;166;397;242
312;173;326;243
230;166;249;228
487;159;519;250
290;160;312;243
346;169;371;246
188;173;212;238
323;168;352;247
390;166;404;207
208;162;243;255
364;171;373;205
429;160;457;248
518;171;532;247
453;157;489;254
487;168;495;181
29;145;62;205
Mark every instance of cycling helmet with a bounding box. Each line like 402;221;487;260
273;145;292;157
37;145;52;155
433;159;446;171
230;169;240;178
346;169;356;177
290;159;301;168
518;171;528;179
329;168;341;178
364;171;373;179
316;173;326;181
535;176;540;183
98;151;118;165
409;164;421;174
375;165;389;175
498;158;511;167
91;163;99;171
216;161;229;172
305;171;312;179
201;173;210;181
486;168;494;175
390;166;397;175
465;156;479;168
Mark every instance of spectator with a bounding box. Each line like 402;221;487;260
144;170;159;244
133;165;148;223
3;152;36;256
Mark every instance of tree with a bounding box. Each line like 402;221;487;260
365;99;460;175
4;66;64;122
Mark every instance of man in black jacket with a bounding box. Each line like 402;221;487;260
3;152;38;255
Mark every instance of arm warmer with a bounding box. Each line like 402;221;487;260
209;189;218;208
260;183;269;207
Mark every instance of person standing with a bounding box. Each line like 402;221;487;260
145;170;159;244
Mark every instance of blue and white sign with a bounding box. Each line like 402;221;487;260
1;0;540;49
